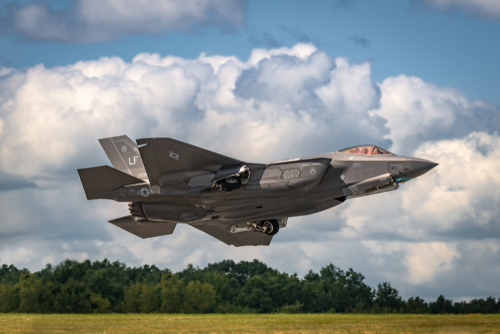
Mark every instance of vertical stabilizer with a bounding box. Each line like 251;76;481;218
99;135;148;181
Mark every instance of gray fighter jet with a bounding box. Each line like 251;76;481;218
78;136;437;247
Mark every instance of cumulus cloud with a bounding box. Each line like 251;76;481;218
363;241;460;285
319;131;500;296
414;0;500;20
0;44;499;299
338;132;500;240
0;42;388;274
0;0;247;43
0;43;388;179
371;75;500;155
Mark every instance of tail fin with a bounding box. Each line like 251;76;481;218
78;165;144;200
98;135;148;181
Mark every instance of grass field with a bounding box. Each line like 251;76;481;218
1;314;499;334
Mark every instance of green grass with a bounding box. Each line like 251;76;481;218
1;314;499;334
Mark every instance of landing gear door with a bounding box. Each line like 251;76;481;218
278;217;288;228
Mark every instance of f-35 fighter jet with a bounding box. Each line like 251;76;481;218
78;136;437;247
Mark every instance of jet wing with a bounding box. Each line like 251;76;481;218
136;138;243;186
191;223;272;247
109;216;176;239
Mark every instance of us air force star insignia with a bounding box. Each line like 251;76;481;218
169;151;179;161
121;145;127;153
138;188;150;197
309;167;317;176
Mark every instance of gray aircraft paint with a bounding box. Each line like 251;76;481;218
78;137;437;247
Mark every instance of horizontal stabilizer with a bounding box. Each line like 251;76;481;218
78;165;144;200
191;224;272;247
109;216;176;239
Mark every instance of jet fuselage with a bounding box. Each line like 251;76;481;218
78;137;437;246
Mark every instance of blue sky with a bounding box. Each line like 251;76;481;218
2;0;500;104
1;0;500;301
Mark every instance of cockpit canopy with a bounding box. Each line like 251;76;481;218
338;145;395;156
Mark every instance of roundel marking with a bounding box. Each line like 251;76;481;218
138;188;150;197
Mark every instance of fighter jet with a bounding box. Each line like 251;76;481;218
78;136;437;247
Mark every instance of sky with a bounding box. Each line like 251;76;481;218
0;0;499;301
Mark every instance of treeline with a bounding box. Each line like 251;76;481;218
0;259;498;314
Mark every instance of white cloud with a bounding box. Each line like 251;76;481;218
406;133;500;229
416;0;500;20
338;132;500;240
3;0;246;43
0;43;387;275
0;43;387;178
0;44;499;299
318;131;500;296
363;241;460;285
371;74;499;155
405;242;459;284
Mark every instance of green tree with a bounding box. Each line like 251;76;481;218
0;264;27;286
86;261;127;310
3;258;500;315
140;284;160;313
122;283;160;313
405;296;428;314
430;295;454;314
181;281;216;313
53;278;91;313
160;274;184;313
201;271;240;306
0;283;19;312
315;264;373;313
374;282;403;312
90;293;111;313
205;260;278;285
276;301;303;314
301;270;322;312
126;264;170;286
122;283;143;313
265;272;302;310
453;297;499;314
18;273;52;313
237;276;273;313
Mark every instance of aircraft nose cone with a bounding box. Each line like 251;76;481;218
407;158;438;178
